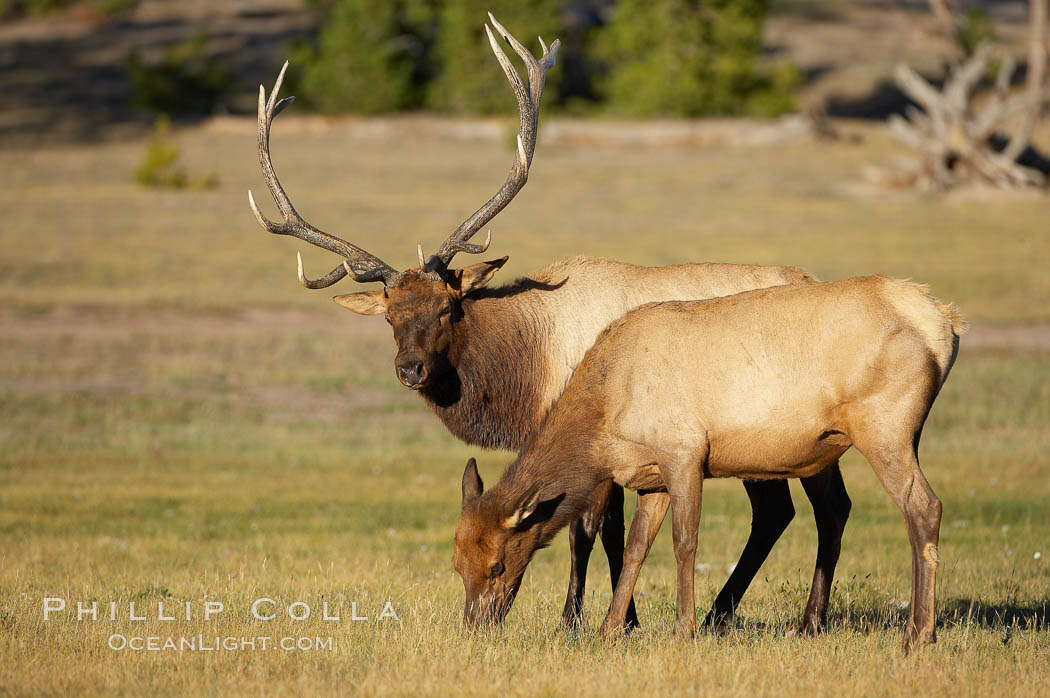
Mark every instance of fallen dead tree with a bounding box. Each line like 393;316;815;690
887;1;1049;191
888;44;1047;190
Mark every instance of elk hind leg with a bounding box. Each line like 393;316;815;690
859;440;942;654
703;479;795;632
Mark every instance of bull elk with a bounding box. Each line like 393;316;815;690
453;276;965;654
249;15;851;633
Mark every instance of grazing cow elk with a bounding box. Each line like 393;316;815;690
249;15;851;633
453;276;964;654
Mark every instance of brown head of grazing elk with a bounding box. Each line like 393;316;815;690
250;15;851;635
454;276;965;654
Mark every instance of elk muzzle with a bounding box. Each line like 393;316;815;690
462;589;513;630
395;353;428;389
461;572;526;630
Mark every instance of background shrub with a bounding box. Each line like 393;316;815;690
594;0;795;117
291;0;439;113
956;5;996;57
125;32;231;116
134;116;218;189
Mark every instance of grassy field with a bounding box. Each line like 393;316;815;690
1;117;1048;696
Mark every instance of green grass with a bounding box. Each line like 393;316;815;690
0;119;1048;695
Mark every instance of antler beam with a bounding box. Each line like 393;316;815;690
248;61;399;287
425;14;560;271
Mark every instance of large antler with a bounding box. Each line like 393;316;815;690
424;13;560;272
248;61;398;288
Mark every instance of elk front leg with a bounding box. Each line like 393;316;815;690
799;461;851;634
598;483;640;630
661;448;705;638
704;478;795;632
562;479;612;629
598;489;670;640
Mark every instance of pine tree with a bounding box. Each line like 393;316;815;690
427;0;563;114
296;0;437;113
595;0;791;117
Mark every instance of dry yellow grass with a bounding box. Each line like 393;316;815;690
0;118;1048;696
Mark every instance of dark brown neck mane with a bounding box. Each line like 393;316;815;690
417;277;558;450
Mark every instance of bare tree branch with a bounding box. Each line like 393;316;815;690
1004;0;1048;161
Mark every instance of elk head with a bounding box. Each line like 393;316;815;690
453;458;561;628
249;15;559;390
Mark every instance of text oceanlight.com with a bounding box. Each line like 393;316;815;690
107;634;334;652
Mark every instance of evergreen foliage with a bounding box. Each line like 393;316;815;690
426;0;562;114
292;0;797;117
594;0;795;117
293;0;439;113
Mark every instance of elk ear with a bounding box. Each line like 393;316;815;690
462;458;484;506
333;290;388;315
448;257;509;299
503;483;543;529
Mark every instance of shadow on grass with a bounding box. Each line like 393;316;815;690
939;597;1050;632
721;597;1049;638
836;597;1050;633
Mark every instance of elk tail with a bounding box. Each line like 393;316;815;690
938;302;968;336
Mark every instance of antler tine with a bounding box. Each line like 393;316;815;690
487;12;559;125
249;60;398;288
427;16;559;270
293;251;353;289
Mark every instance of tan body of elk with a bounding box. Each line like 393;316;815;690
250;15;851;634
454;275;964;654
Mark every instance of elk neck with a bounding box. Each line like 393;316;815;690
490;393;610;547
417;280;554;451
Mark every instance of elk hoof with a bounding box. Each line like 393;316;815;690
798;615;828;636
560;607;585;633
673;621;697;640
701;610;733;636
597;622;624;642
901;624;937;655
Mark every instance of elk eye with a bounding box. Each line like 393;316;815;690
384;315;392;325
489;561;504;578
